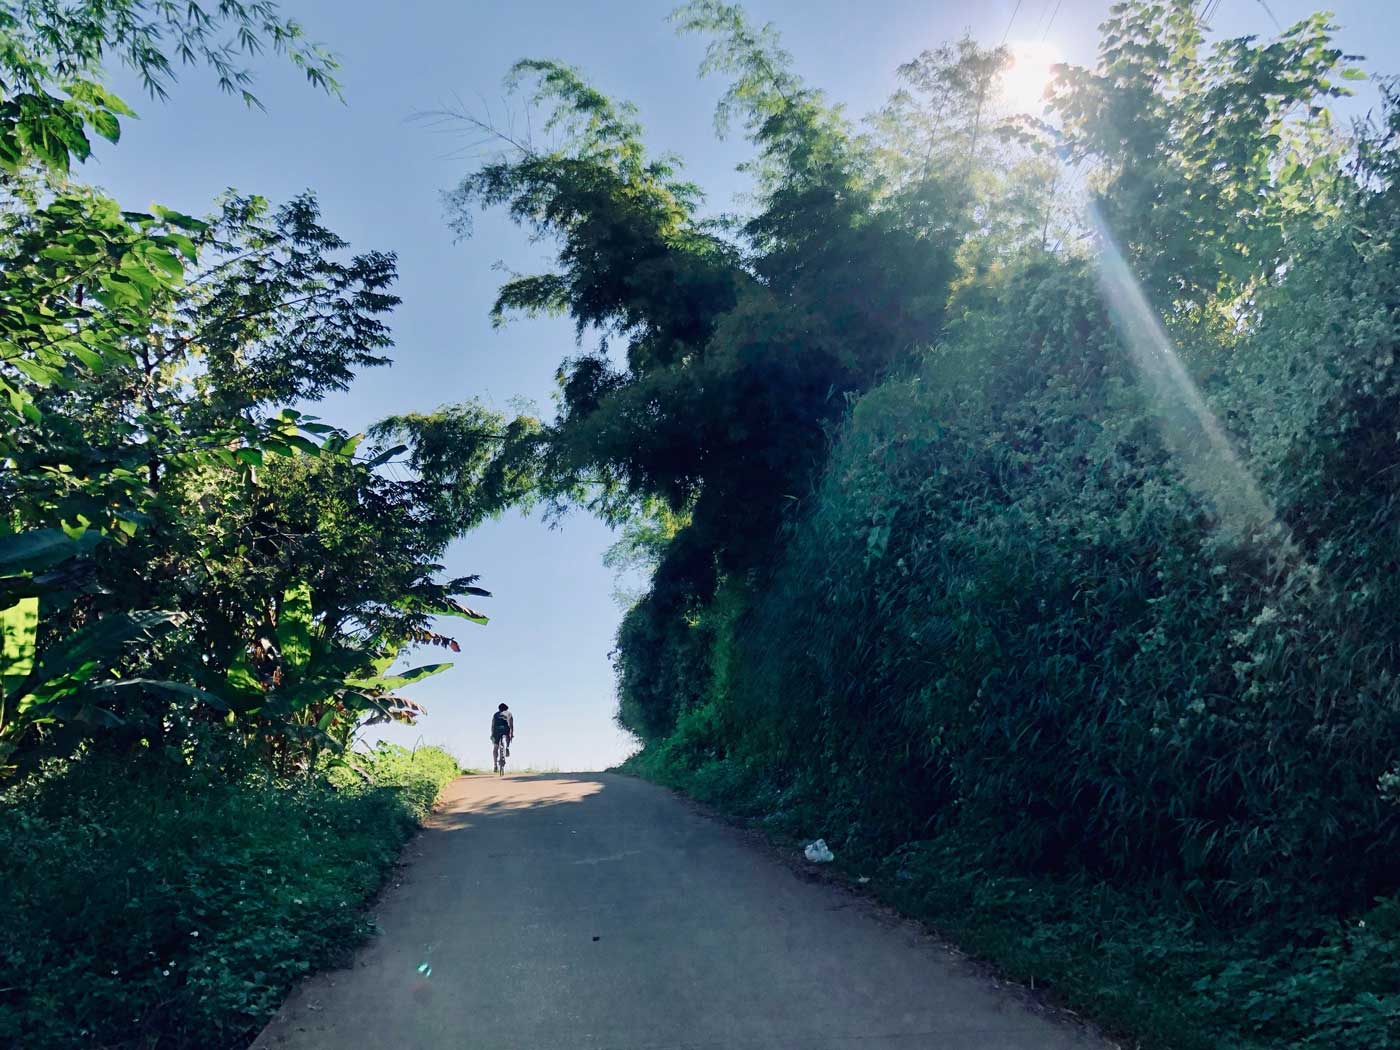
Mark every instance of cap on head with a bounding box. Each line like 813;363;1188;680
498;703;509;711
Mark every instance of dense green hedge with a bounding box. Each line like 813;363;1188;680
618;94;1400;1050
0;744;462;1050
628;229;1400;907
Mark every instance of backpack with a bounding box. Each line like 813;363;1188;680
491;710;511;738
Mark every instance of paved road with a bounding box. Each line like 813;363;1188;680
253;774;1110;1050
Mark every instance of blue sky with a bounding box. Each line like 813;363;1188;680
84;0;1399;770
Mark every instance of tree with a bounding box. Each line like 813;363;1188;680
430;2;964;736
1048;0;1358;319
0;3;489;773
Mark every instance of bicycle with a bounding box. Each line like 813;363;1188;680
493;737;510;775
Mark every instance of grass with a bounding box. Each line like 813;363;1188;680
0;743;463;1050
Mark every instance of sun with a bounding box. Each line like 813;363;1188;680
1001;40;1065;113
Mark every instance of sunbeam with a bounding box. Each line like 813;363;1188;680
1086;202;1293;556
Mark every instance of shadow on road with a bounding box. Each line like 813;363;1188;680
427;773;610;830
255;771;1110;1050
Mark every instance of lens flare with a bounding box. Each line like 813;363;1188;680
1086;201;1290;551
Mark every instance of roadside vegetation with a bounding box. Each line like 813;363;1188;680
0;4;480;1047
6;0;1399;1047
1;742;462;1049
437;2;1400;1046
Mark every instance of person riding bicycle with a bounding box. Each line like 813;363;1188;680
490;703;514;773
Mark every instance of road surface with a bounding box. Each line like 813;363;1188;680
253;774;1111;1050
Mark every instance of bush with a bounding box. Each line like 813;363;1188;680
324;741;464;819
644;244;1400;916
0;746;461;1050
881;834;1400;1050
617;105;1400;1048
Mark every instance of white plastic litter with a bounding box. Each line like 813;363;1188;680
803;838;835;863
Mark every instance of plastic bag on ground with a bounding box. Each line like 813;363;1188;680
804;838;835;863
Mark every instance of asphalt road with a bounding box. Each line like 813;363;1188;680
252;773;1111;1050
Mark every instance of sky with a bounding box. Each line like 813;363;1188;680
83;0;1400;771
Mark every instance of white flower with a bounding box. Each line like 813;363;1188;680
190;931;199;938
162;970;170;977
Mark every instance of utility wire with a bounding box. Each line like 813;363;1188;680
1002;0;1024;44
1256;0;1283;30
1032;0;1051;36
1042;0;1064;41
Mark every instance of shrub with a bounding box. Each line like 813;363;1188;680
324;741;464;819
0;747;459;1050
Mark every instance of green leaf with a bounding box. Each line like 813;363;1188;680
157;233;199;261
1;597;39;694
9;359;61;388
226;649;264;700
347;663;452;692
334;433;363;458
277;583;314;675
144;249;185;281
284;435;321;456
67;344;104;370
0;530;100;574
151;205;208;232
33;610;181;691
90;679;229;711
365;444;408;468
90;108;121;143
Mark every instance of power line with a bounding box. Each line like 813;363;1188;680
1256;0;1283;30
1002;0;1024;44
1042;0;1065;41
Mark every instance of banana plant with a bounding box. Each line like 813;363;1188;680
0;529;217;776
217;580;488;775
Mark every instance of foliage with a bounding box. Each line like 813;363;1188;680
436;1;969;741
324;740;466;818
0;8;482;1048
0;745;461;1050
0;0;337;175
0;10;492;775
1049;0;1358;317
594;4;1400;1048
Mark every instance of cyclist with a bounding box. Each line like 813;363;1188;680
490;703;514;774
